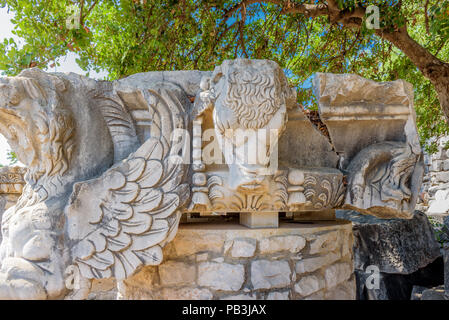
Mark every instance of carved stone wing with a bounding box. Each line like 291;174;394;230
65;84;190;280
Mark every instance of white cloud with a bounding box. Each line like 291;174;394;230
0;8;20;43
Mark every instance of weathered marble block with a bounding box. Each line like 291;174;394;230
314;73;423;219
0;59;423;299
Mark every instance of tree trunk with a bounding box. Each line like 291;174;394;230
434;80;449;123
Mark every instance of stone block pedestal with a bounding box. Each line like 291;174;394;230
112;220;355;300
240;212;279;228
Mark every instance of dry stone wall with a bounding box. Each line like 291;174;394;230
422;136;449;215
117;220;355;300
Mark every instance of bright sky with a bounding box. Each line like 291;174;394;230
0;7;107;166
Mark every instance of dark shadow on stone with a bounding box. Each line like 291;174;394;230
356;257;444;300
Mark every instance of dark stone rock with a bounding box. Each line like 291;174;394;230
444;245;449;299
336;210;441;274
410;286;427;300
444;216;449;231
337;210;444;299
354;251;444;300
355;270;409;300
421;285;446;300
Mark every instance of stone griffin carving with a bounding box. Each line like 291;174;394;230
0;69;189;299
0;69;84;300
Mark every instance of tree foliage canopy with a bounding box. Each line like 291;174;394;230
0;0;448;153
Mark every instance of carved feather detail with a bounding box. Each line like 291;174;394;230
66;85;190;281
91;90;141;163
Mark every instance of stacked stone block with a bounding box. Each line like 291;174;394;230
114;221;355;300
422;136;449;215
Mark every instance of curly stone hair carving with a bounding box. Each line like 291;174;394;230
200;59;295;132
7;70;76;188
224;69;281;129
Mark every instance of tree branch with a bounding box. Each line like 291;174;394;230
375;26;449;81
79;0;85;25
225;1;449;73
424;0;430;35
222;0;449;119
326;0;340;12
224;0;281;18
278;1;365;27
80;0;98;27
281;2;328;17
239;3;249;58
